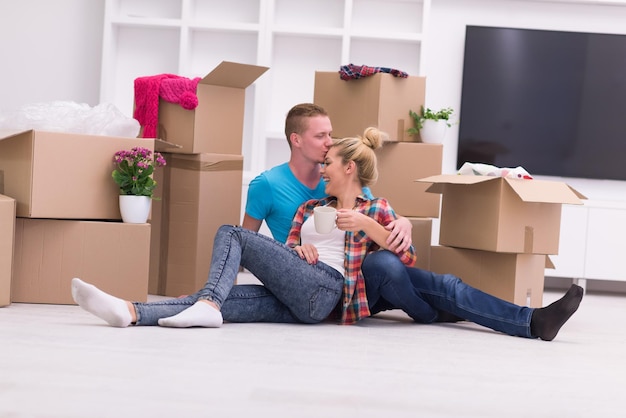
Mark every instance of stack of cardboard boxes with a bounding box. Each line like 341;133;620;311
0;61;267;307
417;175;585;307
0;130;156;305
313;71;443;271
148;61;268;297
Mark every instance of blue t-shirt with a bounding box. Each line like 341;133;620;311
246;163;327;243
246;163;375;243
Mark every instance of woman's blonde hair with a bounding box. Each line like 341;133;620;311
331;127;387;187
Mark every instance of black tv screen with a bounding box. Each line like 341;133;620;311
458;25;626;181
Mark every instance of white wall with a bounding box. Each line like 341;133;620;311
424;0;626;200
0;0;105;110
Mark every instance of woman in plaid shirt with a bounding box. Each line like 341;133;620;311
284;128;416;325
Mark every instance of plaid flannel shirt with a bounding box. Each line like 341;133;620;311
286;195;417;325
339;64;409;80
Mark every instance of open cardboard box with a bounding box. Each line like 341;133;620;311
0;130;159;220
417;175;586;254
152;61;269;155
313;71;426;142
0;194;15;307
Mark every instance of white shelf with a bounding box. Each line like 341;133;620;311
109;18;183;28
187;0;262;24
273;0;345;28
187;23;261;32
113;0;183;19
350;32;423;42
548;202;626;284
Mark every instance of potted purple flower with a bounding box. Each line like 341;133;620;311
112;146;166;223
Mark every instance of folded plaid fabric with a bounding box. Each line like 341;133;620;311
339;64;409;80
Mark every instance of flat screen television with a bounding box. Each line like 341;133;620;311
458;25;626;181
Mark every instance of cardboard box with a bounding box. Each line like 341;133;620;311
152;61;268;155
1;194;15;307
370;142;442;217
429;246;553;307
313;71;426;141
12;219;150;304
408;217;433;271
417;175;586;254
0;130;156;220
148;157;168;295
149;153;244;297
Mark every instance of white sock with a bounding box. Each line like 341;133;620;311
71;278;132;328
158;301;223;328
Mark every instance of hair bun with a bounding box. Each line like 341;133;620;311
361;127;387;150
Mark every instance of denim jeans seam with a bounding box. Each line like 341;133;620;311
201;227;236;307
435;292;532;331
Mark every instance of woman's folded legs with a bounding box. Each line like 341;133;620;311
72;225;342;328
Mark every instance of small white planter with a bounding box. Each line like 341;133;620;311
419;119;448;144
119;195;152;224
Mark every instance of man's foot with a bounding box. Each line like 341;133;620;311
530;284;584;341
158;301;223;328
71;278;132;327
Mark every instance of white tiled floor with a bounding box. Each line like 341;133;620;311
1;284;624;418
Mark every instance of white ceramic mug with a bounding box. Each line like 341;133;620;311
313;206;337;234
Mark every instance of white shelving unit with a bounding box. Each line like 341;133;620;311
100;0;429;178
548;201;626;290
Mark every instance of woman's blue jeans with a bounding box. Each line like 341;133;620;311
133;225;343;326
362;250;534;338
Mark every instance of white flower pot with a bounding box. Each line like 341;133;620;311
119;195;152;224
419;119;448;144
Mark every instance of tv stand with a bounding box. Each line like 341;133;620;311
548;199;626;288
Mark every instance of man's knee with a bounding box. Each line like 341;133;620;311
363;250;405;277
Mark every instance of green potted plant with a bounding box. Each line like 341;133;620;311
112;146;166;223
408;106;454;144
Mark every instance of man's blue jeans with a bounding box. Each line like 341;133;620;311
362;250;534;338
133;225;343;325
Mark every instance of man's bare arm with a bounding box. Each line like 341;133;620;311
385;215;413;253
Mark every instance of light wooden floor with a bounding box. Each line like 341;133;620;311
1;279;624;418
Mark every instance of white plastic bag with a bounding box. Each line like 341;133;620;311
457;162;533;179
0;101;140;138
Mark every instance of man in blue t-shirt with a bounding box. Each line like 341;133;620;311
242;103;412;250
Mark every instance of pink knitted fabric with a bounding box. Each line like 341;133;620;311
133;74;201;138
161;77;201;109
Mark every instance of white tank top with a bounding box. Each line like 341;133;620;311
300;215;346;276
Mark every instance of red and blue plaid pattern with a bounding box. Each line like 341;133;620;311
339;64;409;80
286;195;417;325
